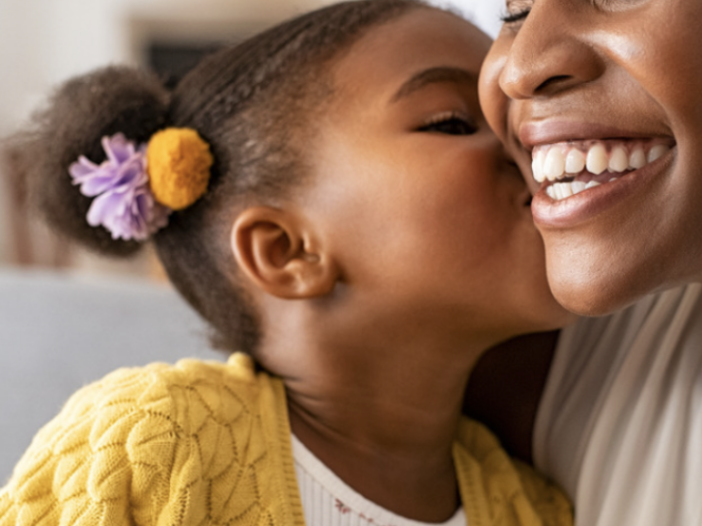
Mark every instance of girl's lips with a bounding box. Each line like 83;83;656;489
531;146;676;229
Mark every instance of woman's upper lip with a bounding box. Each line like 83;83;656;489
518;120;670;149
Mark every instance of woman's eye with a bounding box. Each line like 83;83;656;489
500;0;532;25
500;8;530;24
419;116;477;136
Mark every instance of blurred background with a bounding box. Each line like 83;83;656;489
0;0;503;481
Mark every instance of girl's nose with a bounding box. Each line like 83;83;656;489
498;0;605;101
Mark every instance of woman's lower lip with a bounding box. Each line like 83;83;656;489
531;148;675;229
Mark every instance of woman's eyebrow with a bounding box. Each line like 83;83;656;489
390;67;476;103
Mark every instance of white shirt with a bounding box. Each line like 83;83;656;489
534;283;702;526
292;435;467;526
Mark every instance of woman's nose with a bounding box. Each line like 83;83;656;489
498;1;605;100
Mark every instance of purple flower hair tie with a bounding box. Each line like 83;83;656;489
69;133;170;241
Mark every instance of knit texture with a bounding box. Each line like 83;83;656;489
0;354;571;526
454;421;571;526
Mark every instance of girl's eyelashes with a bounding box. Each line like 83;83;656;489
418;112;478;136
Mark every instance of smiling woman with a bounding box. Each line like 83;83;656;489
481;0;702;316
479;0;702;525
0;2;572;526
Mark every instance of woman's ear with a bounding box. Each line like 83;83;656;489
231;207;339;299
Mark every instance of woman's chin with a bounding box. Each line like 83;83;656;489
548;271;648;317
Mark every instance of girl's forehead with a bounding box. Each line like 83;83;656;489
332;9;489;100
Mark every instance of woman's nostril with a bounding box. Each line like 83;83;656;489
536;75;573;94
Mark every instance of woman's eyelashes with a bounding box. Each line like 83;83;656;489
500;9;530;24
418;112;477;135
500;0;532;24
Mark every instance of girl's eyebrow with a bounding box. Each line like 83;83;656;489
390;66;476;103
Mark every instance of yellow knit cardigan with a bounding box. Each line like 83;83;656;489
0;354;571;526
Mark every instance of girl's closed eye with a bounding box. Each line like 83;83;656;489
418;111;477;135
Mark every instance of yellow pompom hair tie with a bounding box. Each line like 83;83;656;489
147;128;213;210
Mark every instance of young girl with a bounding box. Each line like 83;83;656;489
0;2;573;525
476;1;702;525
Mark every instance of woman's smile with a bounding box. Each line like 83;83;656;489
522;122;676;227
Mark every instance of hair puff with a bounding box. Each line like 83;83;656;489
22;66;170;256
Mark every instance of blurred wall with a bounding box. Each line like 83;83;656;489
0;0;327;135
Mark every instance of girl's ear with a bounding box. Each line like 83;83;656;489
231;207;339;299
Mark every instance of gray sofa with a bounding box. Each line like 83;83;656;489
0;268;223;483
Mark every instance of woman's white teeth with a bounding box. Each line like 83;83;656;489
531;141;673;190
532;141;674;201
609;146;629;172
532;149;545;183
586;144;608;175
544;148;565;180
571;181;586;194
546;180;602;200
629;147;646;169
648;144;668;162
565;149;586;174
